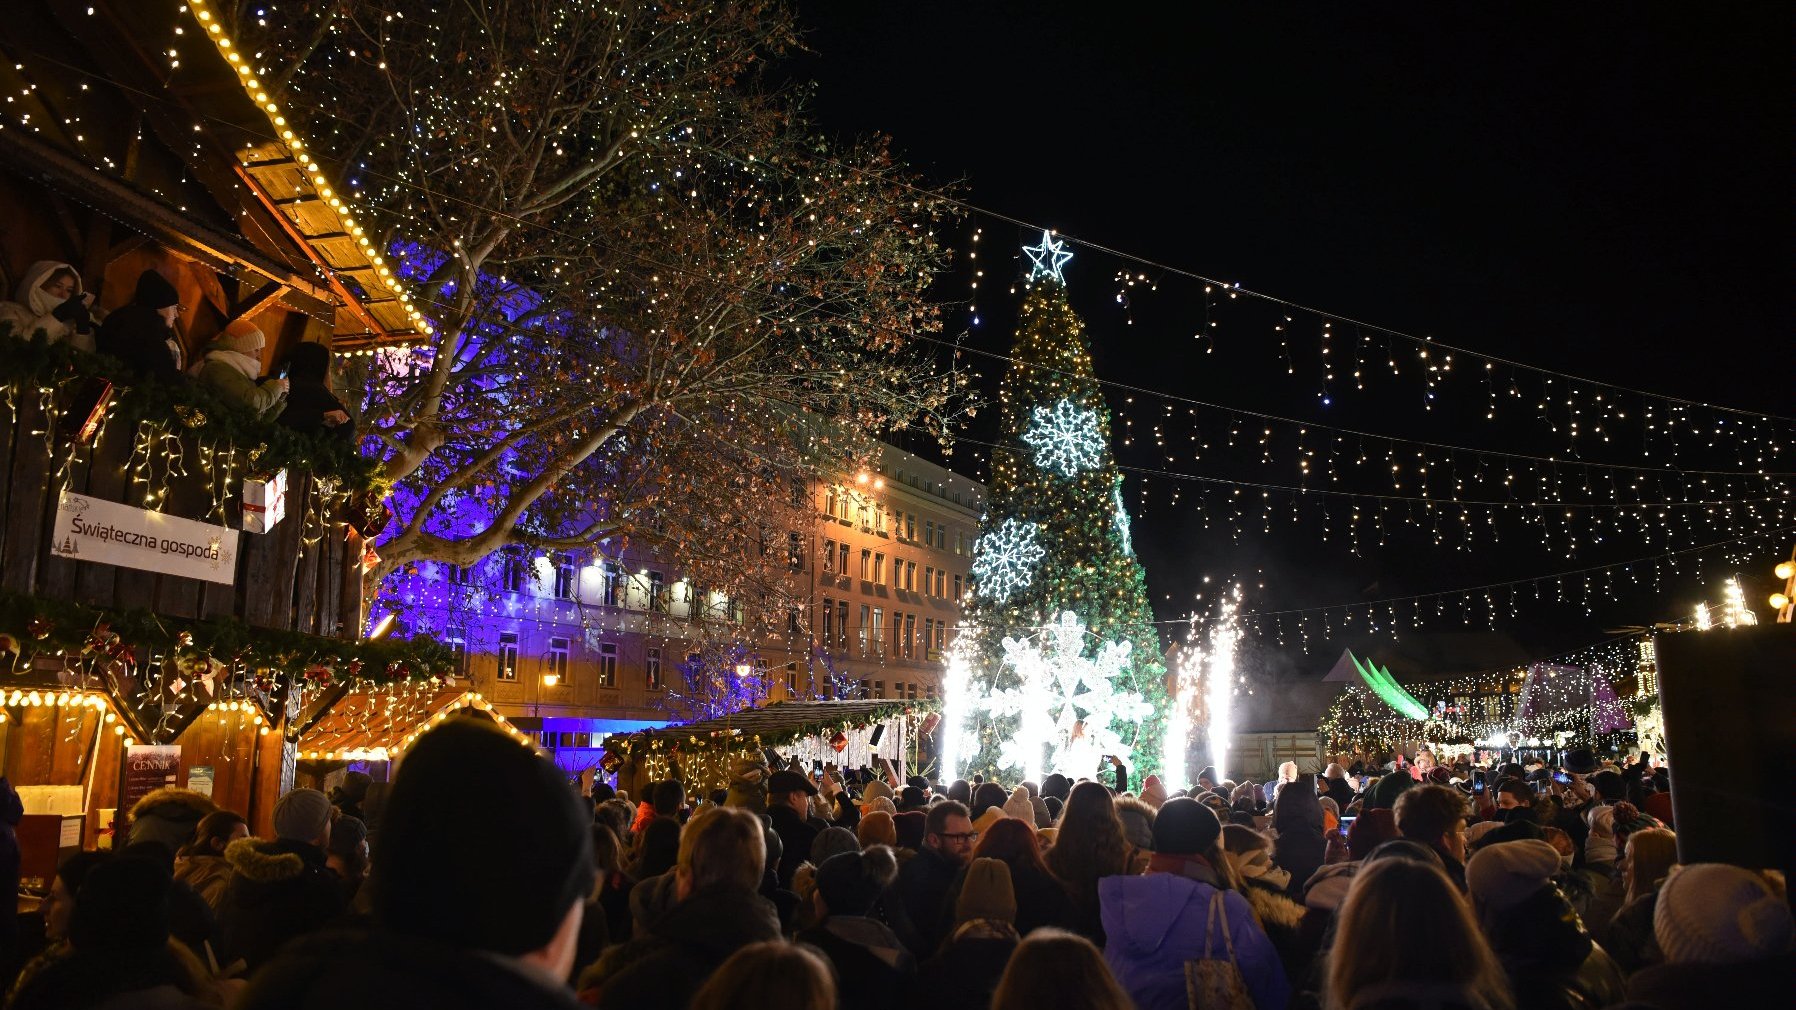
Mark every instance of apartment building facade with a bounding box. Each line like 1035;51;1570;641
385;445;984;746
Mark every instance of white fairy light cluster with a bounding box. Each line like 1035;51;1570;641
1023;399;1104;477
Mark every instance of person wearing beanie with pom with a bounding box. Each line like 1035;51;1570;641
1099;798;1289;1010
1465;839;1624;1010
1139;774;1168;809
797;847;911;1010
196;317;287;416
858;810;898;850
1621;862;1795;1009
97;267;187;380
238;717;595;1010
918;857;1021;1010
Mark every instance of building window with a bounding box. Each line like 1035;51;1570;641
445;562;471;585
953;574;963;601
836;542;849;574
786;663;799;695
859;549;872;581
822;539;836;573
648;571;666;612
788;531;803;570
935;568;946;597
825;486;838;517
924;618;934;655
788;607;802;635
821;598;834;644
904;613;916;658
935;621;946;650
446;626;468;677
926;684;937;700
923;519;934;546
873;553;885;584
553;554;576;600
871;608;885;656
937;525;948;549
859;605;872;654
858;502;871;531
906;561;917;592
907;682;919;701
547;636;570;682
955;530;965;555
874;680;886;699
498;632;519;681
860;678;871;698
791;478;806;507
906;513;918;541
598;642;617;688
646;647;664;690
924;566;935;597
601;562;620;607
837;600;850;645
501;552;526;594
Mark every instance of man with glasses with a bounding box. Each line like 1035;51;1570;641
890;800;974;955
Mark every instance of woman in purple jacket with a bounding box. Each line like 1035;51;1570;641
1099;798;1290;1010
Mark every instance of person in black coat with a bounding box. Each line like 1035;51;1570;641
767;770;823;889
277;341;355;440
797;848;912;1010
219;791;347;972
95;268;185;381
917;858;1020;1010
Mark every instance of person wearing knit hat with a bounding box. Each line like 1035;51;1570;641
955;857;1018;926
918;856;1022;1009
273;788;334;846
857;810;898;850
863;794;898;817
1098;798;1290;1010
1618;863;1796;1009
810;826;861;867
1463;819;1506;850
897;786;928;813
1028;795;1052;829
797;848;912;1010
970;781;1008;821
1138;774;1168;808
1040;773;1071;803
862;779;895;807
893;810;927;851
236;716;595;1010
1364;768;1414;812
1113;796;1156;875
1466;839;1627;1008
1001;785;1035;824
325;814;370;900
96;267;187;380
196;317;287;416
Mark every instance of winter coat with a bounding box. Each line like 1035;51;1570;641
172;853;233;912
277;342;354;440
1602;888;1662;973
769;803;821;889
95;292;183;382
941;857;1075;940
1240;875;1314;987
1482;886;1624;1010
914;921;1017;1010
594;870;635;945
627;870;679;936
218;837;347;971
0;260;94;351
9;940;218;1010
580;883;781;1010
1623;951;1796;1010
887;844;960;956
236;926;589;1010
128;788;216;857
195;339;284;417
1099;864;1291;1010
797;915;915;1010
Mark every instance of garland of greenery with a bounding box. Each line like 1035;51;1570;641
0;589;454;685
601;699;939;757
0;327;381;492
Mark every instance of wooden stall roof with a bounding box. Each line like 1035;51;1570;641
8;0;426;347
298;689;527;762
613;699;932;748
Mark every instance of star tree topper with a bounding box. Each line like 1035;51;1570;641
1023;229;1073;283
1023;399;1104;476
971;518;1046;601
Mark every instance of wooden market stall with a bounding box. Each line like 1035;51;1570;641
602;699;937;799
295;687;532;783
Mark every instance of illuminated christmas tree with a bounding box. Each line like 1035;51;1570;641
959;232;1170;782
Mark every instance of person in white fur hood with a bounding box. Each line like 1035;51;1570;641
196;318;287;416
0;260;98;351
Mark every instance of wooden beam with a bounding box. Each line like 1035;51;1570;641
232;280;290;319
234;165;395;343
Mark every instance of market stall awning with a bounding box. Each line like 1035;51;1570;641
299;689;529;762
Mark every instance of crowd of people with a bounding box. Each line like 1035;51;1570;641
2;259;354;439
3;720;1790;1010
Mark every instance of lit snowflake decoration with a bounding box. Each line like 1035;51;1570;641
971;518;1046;601
988;611;1151;780
1022;400;1103;476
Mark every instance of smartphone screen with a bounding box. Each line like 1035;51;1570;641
1339;815;1357;831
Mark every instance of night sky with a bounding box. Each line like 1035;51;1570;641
792;2;1793;666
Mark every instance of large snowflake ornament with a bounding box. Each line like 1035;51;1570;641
989;611;1152;781
970;518;1045;601
1022;400;1103;477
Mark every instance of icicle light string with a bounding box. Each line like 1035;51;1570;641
17;43;1789;498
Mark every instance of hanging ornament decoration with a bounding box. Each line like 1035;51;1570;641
829;730;848;753
1023;399;1104;476
969;518;1047;601
1022;229;1074;284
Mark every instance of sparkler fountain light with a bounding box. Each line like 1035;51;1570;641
1162;642;1202;793
938;627;976;785
1204;588;1243;783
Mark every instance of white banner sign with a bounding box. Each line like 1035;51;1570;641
50;492;238;585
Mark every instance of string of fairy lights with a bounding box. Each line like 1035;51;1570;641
3;1;1785;726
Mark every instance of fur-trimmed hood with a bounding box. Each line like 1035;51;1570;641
225;837;323;884
130;787;216;822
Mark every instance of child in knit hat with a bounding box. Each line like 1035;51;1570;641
1622;863;1795;1009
